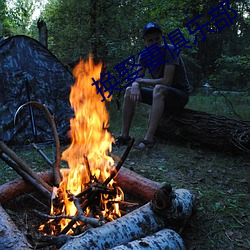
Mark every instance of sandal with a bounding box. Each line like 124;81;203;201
137;139;155;149
114;136;132;147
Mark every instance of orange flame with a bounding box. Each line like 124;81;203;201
43;55;123;234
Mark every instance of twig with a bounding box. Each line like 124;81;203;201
103;138;135;186
32;143;53;167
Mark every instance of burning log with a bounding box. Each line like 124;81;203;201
59;185;195;250
156;108;250;154
110;228;185;250
0;204;32;249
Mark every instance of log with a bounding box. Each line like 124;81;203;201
0;171;53;205
110;228;185;250
114;166;162;202
0;167;159;205
0;141;53;193
0;204;32;249
155;108;250;154
0;152;51;199
59;187;195;250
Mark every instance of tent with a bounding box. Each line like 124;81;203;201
0;35;74;145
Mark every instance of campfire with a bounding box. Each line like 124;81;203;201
0;55;196;249
39;55;127;236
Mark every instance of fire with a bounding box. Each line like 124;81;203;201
40;55;123;235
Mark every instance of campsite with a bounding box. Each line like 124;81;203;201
0;0;249;249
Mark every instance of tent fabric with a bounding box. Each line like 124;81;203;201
0;35;74;144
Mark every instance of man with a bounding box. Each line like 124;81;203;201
115;22;191;148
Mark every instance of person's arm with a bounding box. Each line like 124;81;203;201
137;64;176;87
128;66;146;102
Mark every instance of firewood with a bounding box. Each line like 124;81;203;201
59;186;195;250
0;171;53;204
0;141;52;193
110;228;185;250
0;167;159;205
115;167;162;202
0;204;32;249
0;152;51;199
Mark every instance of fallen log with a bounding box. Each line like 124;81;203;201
59;186;195;250
110;228;185;250
0;204;32;249
155;108;250;154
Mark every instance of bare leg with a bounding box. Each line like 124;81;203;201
139;85;166;145
121;87;136;138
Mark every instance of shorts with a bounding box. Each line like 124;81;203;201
140;86;189;112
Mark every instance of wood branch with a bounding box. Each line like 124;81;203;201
0;171;53;204
0;204;32;249
59;186;195;250
104;138;135;186
0;141;53;193
110;228;185;250
156;108;250;154
0;152;51;199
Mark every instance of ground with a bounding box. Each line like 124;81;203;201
0;94;249;249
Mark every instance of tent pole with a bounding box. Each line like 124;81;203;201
24;78;38;142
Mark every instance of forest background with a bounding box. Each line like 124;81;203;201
1;0;249;93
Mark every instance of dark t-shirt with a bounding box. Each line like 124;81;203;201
139;44;191;92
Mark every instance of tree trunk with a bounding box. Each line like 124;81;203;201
0;204;32;249
155;108;250;154
37;19;48;47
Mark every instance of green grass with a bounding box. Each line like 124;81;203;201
0;94;249;249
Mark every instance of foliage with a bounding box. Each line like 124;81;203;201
208;54;250;89
2;0;250;90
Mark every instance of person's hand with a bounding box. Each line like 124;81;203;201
130;82;141;102
135;78;143;83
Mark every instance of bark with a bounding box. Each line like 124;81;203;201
0;167;159;205
0;204;32;249
155;108;250;154
115;167;162;203
37;19;48;47
59;203;165;250
0;171;53;205
59;187;195;250
110;228;185;250
0;141;53;193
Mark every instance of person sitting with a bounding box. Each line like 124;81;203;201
115;22;191;149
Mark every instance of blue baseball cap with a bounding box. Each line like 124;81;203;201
142;22;162;38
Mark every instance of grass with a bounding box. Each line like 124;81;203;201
0;93;249;249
